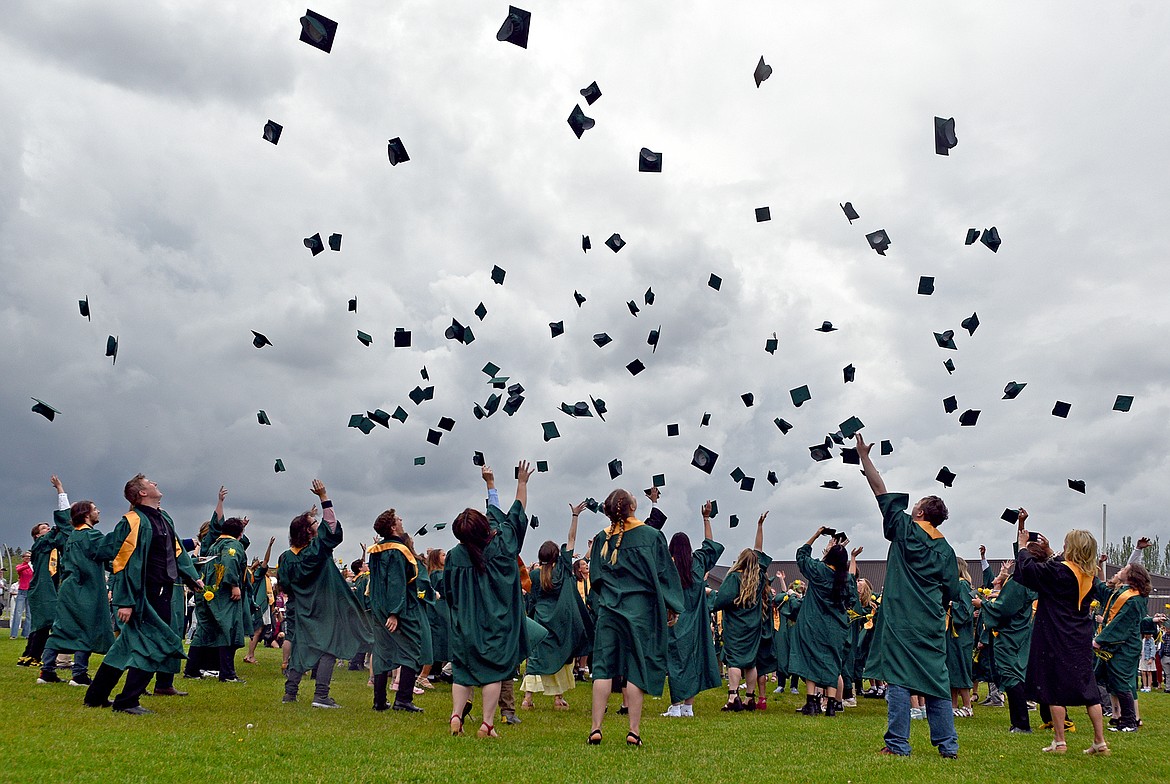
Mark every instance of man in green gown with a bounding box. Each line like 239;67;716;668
194;517;250;682
854;435;960;758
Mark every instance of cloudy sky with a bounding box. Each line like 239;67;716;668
3;1;1168;571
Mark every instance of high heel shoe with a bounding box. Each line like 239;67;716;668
626;732;642;747
587;729;602;745
477;721;498;738
449;714;464;736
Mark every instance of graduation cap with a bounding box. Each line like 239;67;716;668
299;9;338;53
356;330;372;346
541;421;560;441
584;497;599;513
667;423;680;437
790;385;812;407
765;333;778;354
739;476;755;492
263;120;283;145
841;447;860;465
251;330;272;348
958;409;980;426
647;327;661;352
1114;395;1134;412
408;385;434;405
574;290;587;307
730;466;746;483
708;500;719;518
567;104;595;139
445;319;472;344
741;392;755;407
944;359;956;374
774;418;793;434
550;321;564;338
426;428;442;445
943;396;958;414
755;207;771;222
753;55;772;87
866;230;890;255
274;459;286;473
482;362;501;377
767;470;778;486
934;116;958;155
387;138;409;165
627;300;640;316
934;330;957;350
437;416;455;432
473;302;488;321
529;516;539;530
651;473;666;488
257;410;271;426
414;457;425;466
580;81;602;104
105;335;119;364
369;409;391;428
918;276;935;295
815;321;837;332
590;396;607;421
392;406;408;423
841;202;860;223
1001;508;1020;524
981;227;1001;252
626;359;645;376
961;313;979;336
605;233;625;252
729;514;740;529
569;401;592;418
472;451;485;466
936;466;956;488
965;228;980;245
496;5;531;48
304;233;324;256
78;296;90;320
644;287;654;306
31;398;60;421
638;148;662;173
582;236;590;253
809;444;832;462
1068;479;1086;494
502;393;524;416
1003;381;1027;400
843;364;856;383
608;458;623;479
691;445;718;474
416;525;429;537
839;416;864;439
484;393;502;415
828;431;845;446
490;265;506;285
700;412;711;427
348;297;358;313
328;233;342;252
391;328;411;348
348;414;375;434
1052;401;1072;418
708;273;722;291
822;481;842;490
880;440;893;456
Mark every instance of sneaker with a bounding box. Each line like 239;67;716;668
311;696;341;709
219;677;247;684
16;656;34;667
282;694;297;703
985;697;1005;708
69;674;93;686
37;671;63;684
842;697;857;708
940;751;958;759
1009;726;1033;734
661;704;682;718
824;700;838;717
773;685;786;694
502;714;522;725
681;704;694;717
1040;721;1055;730
790;687;799;695
392;701;424;713
1065;721;1077;733
113;705;154;716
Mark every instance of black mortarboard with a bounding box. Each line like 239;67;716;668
816;321;836;332
349;414;375;434
965;228;980;245
644;287;655;305
251;330;272;348
1068;478;1086;494
416;525;429;537
421;366;429;378
652;473;666;488
392;406;408;423
740;476;756;492
529;516;539;530
667;423;679;437
591;333;608;348
934;116;957;155
482;363;500;377
356;330;372;346
572;401;592;418
490;265;506;285
767;470;778;486
78;296;90;320
765;333;778;354
368;409;391;428
503;394;524;416
274;459;286;472
627;300;639;316
568;104;595;139
918;276;935;295
348;297;357;313
774;418;792;434
304;233;324;256
741;392;755;407
822;481;841;490
980;227;1001;252
691;445;718;474
647;327;660;352
426;428;442;445
626;359;645;376
263;120;283;145
550;321;564;338
31;398;60;421
328;233;342;251
574;290;587;306
582;236;590;253
638;148;662;173
606;233;624;252
730;466;746;483
1001;508;1020;524
866;229;891;255
841;447;860;465
1003;381;1026;400
701;412;711;427
936;467;956;488
1114;395;1134;412
393;328;411;348
843;364;855;383
472;303;487;322
755;207;771;222
257;410;271;426
387;137;409;165
828;431;845;445
580;81;601;104
590;396;607;421
473;451;485;466
753;56;772;87
608;458;623;479
437;416;455;432
959;409;980;426
809;444;832;462
790;385;812;407
934;330;957;350
729;514;739;529
105;335;118;364
445;319;468;344
408;386;430;405
841;202;860;223
1052;401;1071;418
944;359;956;374
839;416;864;439
961;313;979;336
472;404;486;419
584;497;599;513
708;273;722;291
299;10;338;53
542;421;560;441
943;396;958;414
708;500;719;518
496;6;531;48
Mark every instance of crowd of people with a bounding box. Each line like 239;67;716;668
7;434;1167;757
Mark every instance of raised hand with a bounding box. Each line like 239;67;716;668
310;479;328;499
218;486;228;503
516;460;534;484
570;501;587;516
50;475;64;492
851;546;864;557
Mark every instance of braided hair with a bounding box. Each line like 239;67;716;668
601;489;635;564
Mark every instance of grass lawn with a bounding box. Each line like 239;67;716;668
2;636;1164;783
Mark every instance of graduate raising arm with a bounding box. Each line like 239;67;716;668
854;434;887;497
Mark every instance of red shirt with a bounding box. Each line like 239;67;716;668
16;562;33;590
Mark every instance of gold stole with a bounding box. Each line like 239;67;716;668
1062;560;1095;608
112;511;141;574
1102;588;1140;628
368;541;418;584
914;518;945;540
600;517;644;563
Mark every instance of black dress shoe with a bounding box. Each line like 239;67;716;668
373;703;390;712
114;705;155;715
392;701;424;713
151;687;188;696
84;700;113;708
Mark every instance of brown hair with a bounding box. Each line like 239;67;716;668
70;500;96;528
1126;563;1152;597
221;517;246;539
918;496;949;525
538;540;559;591
956;556;972;584
600;489;636;565
452;508;494;574
728;548;760;609
374;509;397;539
30;522;49;538
425;548;445;573
123;473;149;506
289;512;316;549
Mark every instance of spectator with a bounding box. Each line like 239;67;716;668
11;552;34;644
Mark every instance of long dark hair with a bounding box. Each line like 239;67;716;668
289;512;316;549
824;544;850;609
537;540;558;591
452;508;494;574
669;532;694;590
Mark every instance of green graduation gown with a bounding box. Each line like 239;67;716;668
788;543;850;686
425;567;451;662
528;545;590;677
249;565;271;630
587;518;684;695
101;507;201;673
666;539;724;702
863;493;960;700
1094;585;1144;698
945;579;975;690
28;511;71;632
443;500;530;686
193;535;249;648
776;593;801;676
979;577;1035;689
710;550;771;670
276;518;373;673
368;537;433;673
46;523;115;654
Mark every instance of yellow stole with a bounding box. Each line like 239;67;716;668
600;517;644;563
112;511;141;574
1063;560;1095;608
1102;587;1140;629
914;518;945;540
368;541;418;584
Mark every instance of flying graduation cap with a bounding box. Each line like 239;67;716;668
934;116;958;155
304;233;324;255
981;227;1001;252
965;228;980;245
274;459;286;473
936;467;956;488
1113;395;1134;412
708;273;722;291
841;202;860;223
638;148;662;173
496;6;531;48
31;398;60;421
691;445;718;474
348;297;358;313
356;331;372;346
866;230;891;255
580;81;601;104
934;330;957;350
1068;479;1086;494
753;56;772;87
257;410;271;426
105;335;119;365
263;120;283;145
299;9;338;53
581;236;590;253
918;276;935;295
1003;381;1027;400
606;233;625;252
328;233;342;251
387;138;410;165
79;296;90;320
568;105;595;138
961;313;979;335
251;330;273;348
608;458;623;479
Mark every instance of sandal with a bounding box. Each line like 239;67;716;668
626;732;642;747
1041;741;1067;754
554;697;569;710
1083;742;1111;756
520;698;534;710
242;656;257;664
587;729;602;745
477;721;498;738
449;714;465;736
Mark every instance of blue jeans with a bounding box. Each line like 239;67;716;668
9;590;30;638
40;647;90;678
884;684;959;756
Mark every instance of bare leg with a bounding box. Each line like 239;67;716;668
627;685;645;738
1087;703;1105;745
451;684;473;733
727;667;743;694
959;687;972;710
479;681;502;735
1051;705;1068;746
245;628;262;662
591;677;613;733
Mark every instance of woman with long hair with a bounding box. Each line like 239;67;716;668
1094;557;1151;734
788;527;852;716
948;556;975;717
443;462;533;738
586;488;683;747
710;512;770;712
662;500;725;717
422;548;451;684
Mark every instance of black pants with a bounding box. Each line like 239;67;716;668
1038;702;1052;724
1115;691;1138;729
86;580;175;710
1006;682;1030;731
22;627;50;662
185;645;213;677
217;646;237;680
373;666;418;707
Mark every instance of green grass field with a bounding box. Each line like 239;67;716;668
2;636;1164;783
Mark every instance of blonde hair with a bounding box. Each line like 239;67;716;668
857;578;873;607
728;549;760;609
956;556;972;584
1063;529;1098;575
